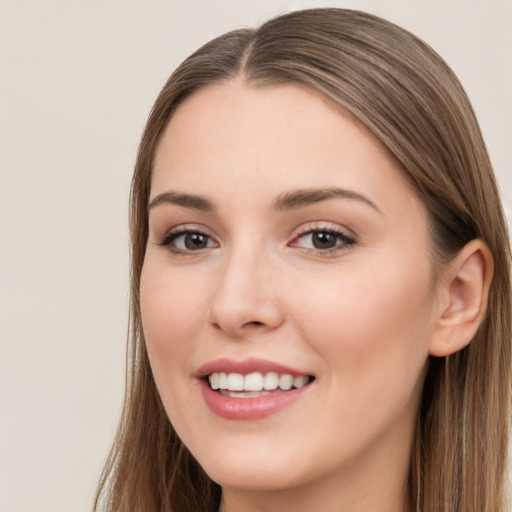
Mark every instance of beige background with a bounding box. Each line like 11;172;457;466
0;1;510;511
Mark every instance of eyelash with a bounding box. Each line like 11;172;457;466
290;225;356;255
158;227;217;254
158;225;356;256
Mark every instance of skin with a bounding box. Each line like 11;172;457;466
140;80;456;512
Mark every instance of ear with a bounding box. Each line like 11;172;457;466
429;239;494;357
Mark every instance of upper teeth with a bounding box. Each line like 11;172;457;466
208;372;310;392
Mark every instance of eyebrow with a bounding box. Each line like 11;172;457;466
148;187;380;214
273;187;381;213
149;190;215;212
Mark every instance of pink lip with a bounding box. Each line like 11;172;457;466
195;357;314;421
198;380;312;420
195;357;310;378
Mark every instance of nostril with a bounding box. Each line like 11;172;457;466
244;321;264;327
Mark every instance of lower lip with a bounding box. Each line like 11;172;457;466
199;379;311;420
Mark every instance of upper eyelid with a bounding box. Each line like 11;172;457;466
292;229;355;244
157;225;218;246
293;221;356;238
160;224;215;237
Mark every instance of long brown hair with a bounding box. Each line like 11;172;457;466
94;8;511;512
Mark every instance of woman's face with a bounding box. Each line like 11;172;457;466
141;81;442;501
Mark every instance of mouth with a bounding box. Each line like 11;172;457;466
206;371;314;398
196;358;315;419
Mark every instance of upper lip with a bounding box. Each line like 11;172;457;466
196;357;312;378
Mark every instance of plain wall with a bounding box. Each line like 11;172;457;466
1;1;510;511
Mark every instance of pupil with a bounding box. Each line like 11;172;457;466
313;232;337;249
185;233;207;250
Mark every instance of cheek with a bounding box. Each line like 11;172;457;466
140;260;209;371
294;263;435;389
139;259;215;434
292;267;435;463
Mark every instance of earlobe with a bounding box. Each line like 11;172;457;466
429;239;494;357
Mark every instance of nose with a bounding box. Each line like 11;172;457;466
207;246;284;338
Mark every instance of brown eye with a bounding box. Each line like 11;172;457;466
293;229;356;253
310;232;338;249
182;233;210;250
160;230;218;252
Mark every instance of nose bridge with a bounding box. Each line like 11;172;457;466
208;236;282;336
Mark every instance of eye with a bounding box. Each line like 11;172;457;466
159;229;218;253
290;227;356;253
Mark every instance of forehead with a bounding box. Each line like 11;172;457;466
156;80;388;162
152;80;423;222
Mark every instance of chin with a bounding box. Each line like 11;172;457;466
207;465;303;492
196;448;310;492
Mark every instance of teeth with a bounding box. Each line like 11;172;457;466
278;374;293;390
263;372;279;390
244;372;264;391
293;375;308;388
208;371;311;392
219;372;228;389
227;373;244;391
210;372;220;390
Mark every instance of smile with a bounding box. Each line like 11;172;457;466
208;371;311;397
197;358;315;420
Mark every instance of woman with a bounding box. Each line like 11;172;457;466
94;8;511;512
